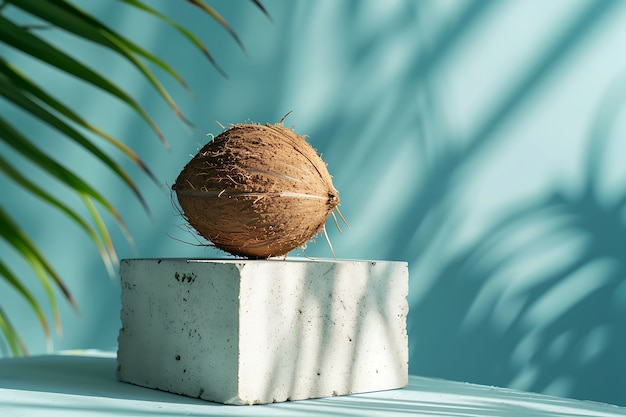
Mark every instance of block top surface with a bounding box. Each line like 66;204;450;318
121;258;407;266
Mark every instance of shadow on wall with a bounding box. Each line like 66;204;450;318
286;0;625;406
409;93;626;405
394;2;626;407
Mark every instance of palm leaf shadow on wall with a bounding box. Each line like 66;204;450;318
296;2;621;405
390;1;625;407
410;93;626;405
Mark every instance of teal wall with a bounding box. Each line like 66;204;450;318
2;0;626;407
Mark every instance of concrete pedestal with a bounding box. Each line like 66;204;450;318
117;259;408;405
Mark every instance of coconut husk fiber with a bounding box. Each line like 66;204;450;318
173;121;340;258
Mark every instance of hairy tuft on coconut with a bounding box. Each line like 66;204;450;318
173;121;341;259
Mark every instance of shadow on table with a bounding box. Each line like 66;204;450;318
1;355;621;416
296;377;623;417
0;354;207;405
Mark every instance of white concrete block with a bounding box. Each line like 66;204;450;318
117;259;409;405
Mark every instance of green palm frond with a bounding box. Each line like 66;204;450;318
186;0;245;51
0;13;168;145
0;306;28;356
0;205;75;336
120;0;228;77
0;0;269;355
0;58;158;185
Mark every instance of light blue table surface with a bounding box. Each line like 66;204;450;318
1;350;624;416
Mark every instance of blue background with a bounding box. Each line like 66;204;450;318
2;0;626;407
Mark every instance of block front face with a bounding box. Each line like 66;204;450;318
237;261;409;404
117;259;408;405
117;259;240;402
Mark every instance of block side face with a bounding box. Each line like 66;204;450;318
237;260;409;404
117;259;240;402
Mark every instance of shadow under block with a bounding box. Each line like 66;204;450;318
117;259;409;405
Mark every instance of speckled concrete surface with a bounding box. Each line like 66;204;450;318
117;258;408;405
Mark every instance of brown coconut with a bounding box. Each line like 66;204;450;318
173;121;340;258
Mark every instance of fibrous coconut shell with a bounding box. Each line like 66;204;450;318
173;122;340;258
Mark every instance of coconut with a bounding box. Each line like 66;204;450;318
173;121;340;258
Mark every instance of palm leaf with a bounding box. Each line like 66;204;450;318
0;58;158;186
10;0;193;126
250;0;272;22
186;0;245;51
0;116;130;236
0;14;168;146
0;260;51;352
0;307;28;356
0;0;268;356
0;155;116;276
119;0;227;77
0;76;149;215
0;206;76;334
82;195;123;267
34;0;191;88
